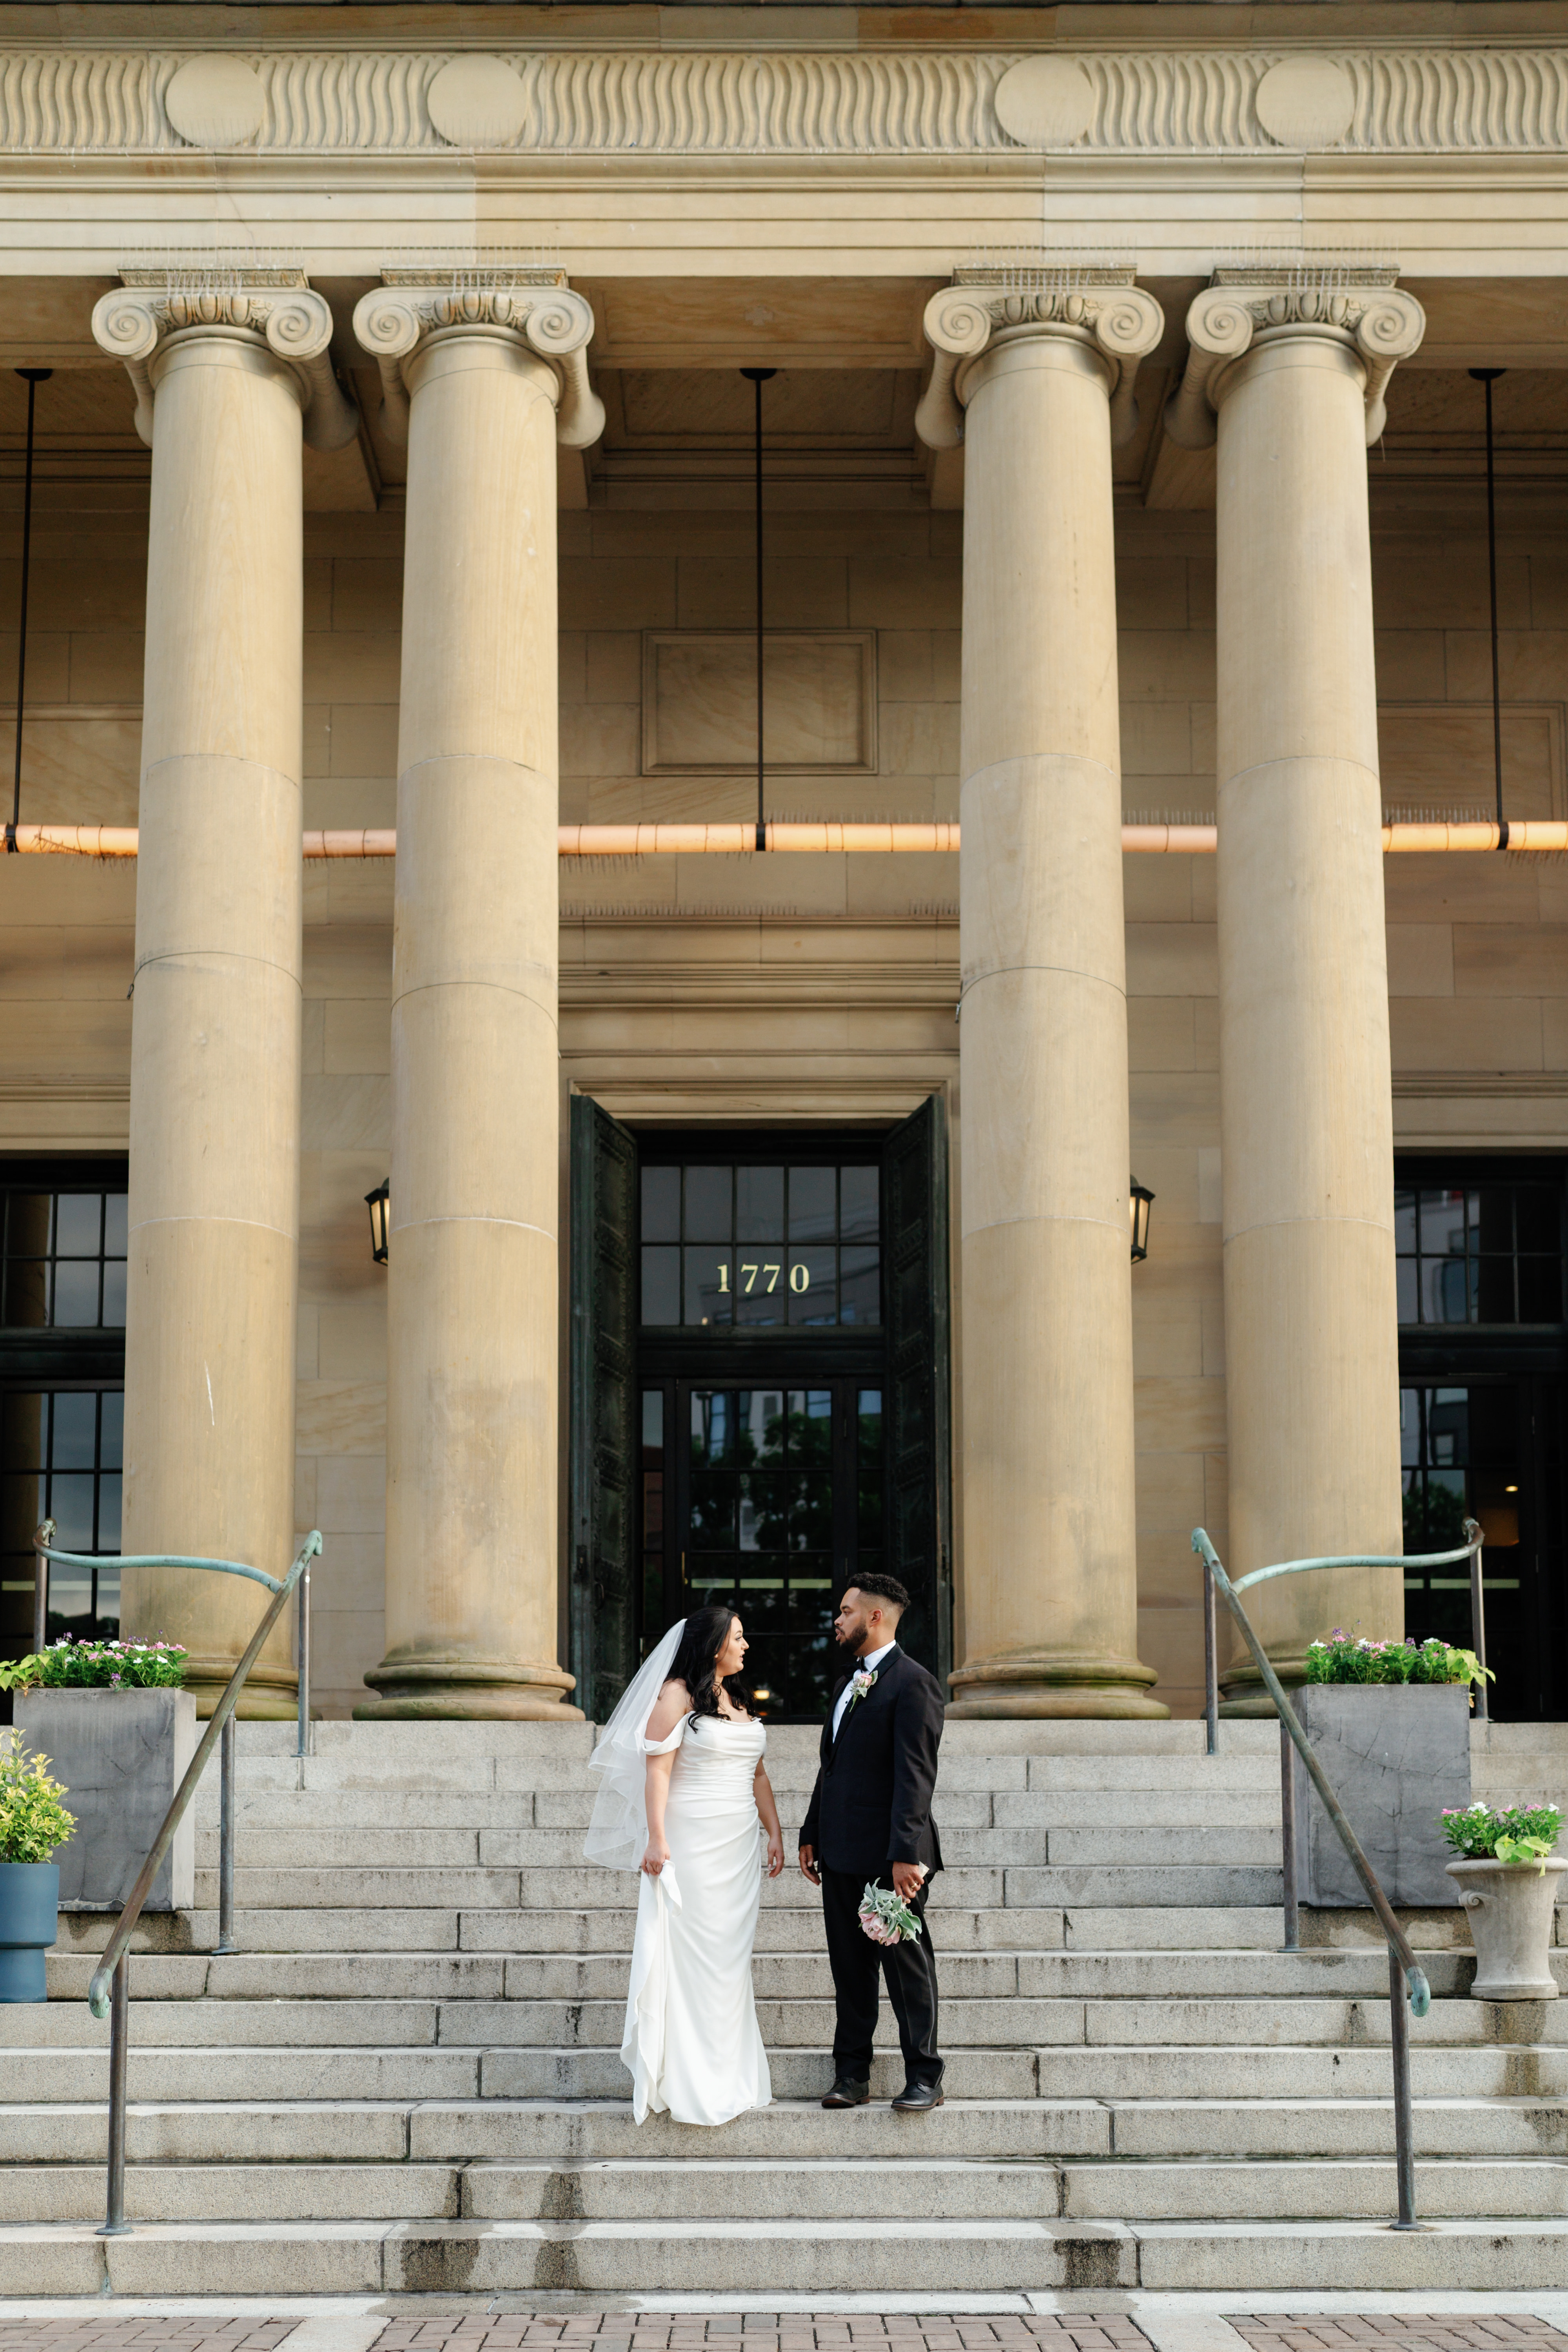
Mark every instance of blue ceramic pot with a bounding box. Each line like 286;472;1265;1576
0;1861;59;2001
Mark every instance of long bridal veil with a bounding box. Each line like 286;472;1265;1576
583;1619;686;1871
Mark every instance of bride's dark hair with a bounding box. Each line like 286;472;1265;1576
668;1605;751;1720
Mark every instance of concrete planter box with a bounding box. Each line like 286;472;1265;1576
13;1690;196;1913
1448;1856;1566;1998
0;1862;59;2001
1290;1683;1472;1908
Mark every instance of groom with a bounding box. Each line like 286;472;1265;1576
799;1573;945;2113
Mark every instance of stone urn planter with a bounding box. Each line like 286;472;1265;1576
1448;1856;1567;1998
1290;1684;1472;1907
0;1861;60;2002
13;1690;196;1912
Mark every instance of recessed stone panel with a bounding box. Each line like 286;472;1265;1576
641;630;877;775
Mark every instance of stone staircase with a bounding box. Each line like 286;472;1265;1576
6;1716;1568;2299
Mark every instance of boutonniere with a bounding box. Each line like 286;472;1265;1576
847;1667;878;1713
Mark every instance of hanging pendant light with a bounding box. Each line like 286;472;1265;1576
1470;366;1507;844
740;367;776;853
6;368;52;853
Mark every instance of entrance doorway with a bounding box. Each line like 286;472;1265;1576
638;1379;886;1721
569;1106;951;1722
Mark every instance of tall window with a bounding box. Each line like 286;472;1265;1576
0;1164;128;1649
1395;1156;1568;1718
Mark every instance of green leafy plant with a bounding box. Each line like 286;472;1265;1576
1441;1801;1562;1871
0;1637;187;1693
1305;1630;1491;1689
0;1731;76;1864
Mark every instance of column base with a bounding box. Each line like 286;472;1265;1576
946;1649;1168;1720
182;1659;298;1722
1217;1655;1308;1719
355;1656;584;1722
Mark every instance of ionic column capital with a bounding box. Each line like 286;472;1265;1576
352;274;604;450
1164;272;1426;451
91;272;359;454
915;273;1163;453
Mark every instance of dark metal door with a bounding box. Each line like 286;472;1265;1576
568;1096;639;1722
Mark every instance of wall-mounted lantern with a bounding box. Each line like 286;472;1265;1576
365;1180;390;1266
1129;1177;1154;1264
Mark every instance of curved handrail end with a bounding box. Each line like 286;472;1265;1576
1408;1966;1432;2020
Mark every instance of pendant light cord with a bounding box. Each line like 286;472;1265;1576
1471;366;1507;847
741;366;775;853
7;368;50;851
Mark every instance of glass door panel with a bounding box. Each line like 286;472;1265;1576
1399;1378;1563;1716
639;1377;878;1719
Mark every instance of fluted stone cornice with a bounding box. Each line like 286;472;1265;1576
90;270;359;452
915;272;1164;453
352;273;604;450
1163;266;1426;450
4;46;1568;160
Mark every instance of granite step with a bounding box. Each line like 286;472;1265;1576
17;1989;1531;2053
44;1944;1545;2005
10;2154;1568;2226
54;1902;1308;1957
9;2092;1568;2169
11;2214;1568;2297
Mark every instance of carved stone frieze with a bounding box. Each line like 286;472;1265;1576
1164;269;1426;450
89;270;359;452
915;273;1164;453
4;46;1568;160
351;274;603;450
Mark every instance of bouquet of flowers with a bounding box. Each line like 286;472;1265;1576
858;1880;924;1946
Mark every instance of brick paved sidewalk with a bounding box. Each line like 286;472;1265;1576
1231;2323;1568;2352
4;2315;1568;2352
0;2314;1150;2352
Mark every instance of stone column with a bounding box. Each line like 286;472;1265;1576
91;274;358;1713
1165;270;1425;1694
352;276;603;1719
916;274;1166;1717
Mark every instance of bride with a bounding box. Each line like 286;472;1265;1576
584;1606;784;2126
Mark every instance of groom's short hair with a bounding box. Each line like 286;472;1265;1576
849;1573;911;1618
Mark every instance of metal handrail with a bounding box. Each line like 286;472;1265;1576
31;1521;318;1773
28;1526;323;2238
1192;1525;1452;2234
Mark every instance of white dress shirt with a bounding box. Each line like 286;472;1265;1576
831;1639;897;1739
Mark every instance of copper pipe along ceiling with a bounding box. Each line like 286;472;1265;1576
7;819;1567;860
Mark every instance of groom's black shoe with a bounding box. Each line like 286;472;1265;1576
891;2078;944;2113
821;2076;870;2108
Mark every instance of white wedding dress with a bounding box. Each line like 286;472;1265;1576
620;1711;773;2127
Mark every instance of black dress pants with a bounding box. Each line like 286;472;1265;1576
819;1864;941;2087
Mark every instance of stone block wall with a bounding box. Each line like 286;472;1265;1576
2;480;1563;1717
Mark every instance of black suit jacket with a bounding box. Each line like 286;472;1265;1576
799;1644;944;1879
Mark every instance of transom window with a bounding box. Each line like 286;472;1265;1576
1;1186;127;1330
640;1160;880;1330
1395;1180;1563;1327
